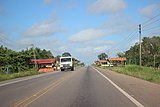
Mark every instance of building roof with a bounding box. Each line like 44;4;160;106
108;58;127;61
99;60;108;63
31;59;56;64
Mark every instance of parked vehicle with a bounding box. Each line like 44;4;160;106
101;61;113;67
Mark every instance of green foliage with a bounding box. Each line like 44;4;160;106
110;65;160;84
0;45;54;73
62;52;71;57
124;36;160;67
54;55;61;62
117;52;125;58
35;48;54;59
98;53;108;60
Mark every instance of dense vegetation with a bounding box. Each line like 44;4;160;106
118;36;160;68
0;45;54;74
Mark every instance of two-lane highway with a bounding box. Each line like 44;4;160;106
0;66;143;107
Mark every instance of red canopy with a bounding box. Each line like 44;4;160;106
108;58;127;61
99;60;108;63
31;59;56;64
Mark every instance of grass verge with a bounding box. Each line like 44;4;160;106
109;65;160;84
0;68;41;81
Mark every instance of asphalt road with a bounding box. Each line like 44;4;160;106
0;66;159;107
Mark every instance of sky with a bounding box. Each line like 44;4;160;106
0;0;160;64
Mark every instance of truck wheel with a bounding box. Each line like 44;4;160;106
71;67;74;71
61;69;64;71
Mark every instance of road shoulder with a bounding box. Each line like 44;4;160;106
94;66;160;107
0;71;60;87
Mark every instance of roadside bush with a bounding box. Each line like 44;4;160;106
109;65;160;84
0;68;39;81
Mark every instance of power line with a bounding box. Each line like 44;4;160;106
114;11;160;50
0;33;11;46
112;30;138;50
143;25;160;31
143;18;160;28
143;30;160;37
142;12;160;26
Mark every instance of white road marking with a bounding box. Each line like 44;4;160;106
0;78;34;87
92;67;144;107
0;71;59;87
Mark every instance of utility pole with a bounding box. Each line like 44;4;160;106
139;24;142;66
154;55;156;68
31;44;37;68
149;42;155;68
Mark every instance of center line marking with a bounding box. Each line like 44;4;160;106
92;67;144;107
13;71;77;107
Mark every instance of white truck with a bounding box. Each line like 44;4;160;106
60;56;74;71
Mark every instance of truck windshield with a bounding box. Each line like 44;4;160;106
61;58;71;62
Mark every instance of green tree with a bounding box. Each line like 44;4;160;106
33;48;54;59
98;53;108;60
54;55;61;61
0;45;55;73
62;52;71;57
123;36;160;67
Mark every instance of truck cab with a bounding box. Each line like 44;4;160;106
60;56;74;71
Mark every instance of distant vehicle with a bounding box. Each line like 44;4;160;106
101;62;113;67
60;56;74;71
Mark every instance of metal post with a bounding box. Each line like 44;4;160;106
139;24;142;66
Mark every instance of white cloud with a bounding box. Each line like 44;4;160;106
14;36;70;55
84;40;114;47
76;45;109;64
24;19;65;37
17;38;35;47
100;14;137;33
69;28;106;42
93;46;108;53
69;14;137;43
76;39;114;56
13;37;36;51
88;0;127;14
44;0;55;4
140;4;160;17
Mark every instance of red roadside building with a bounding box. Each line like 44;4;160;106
108;58;127;66
30;59;57;72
